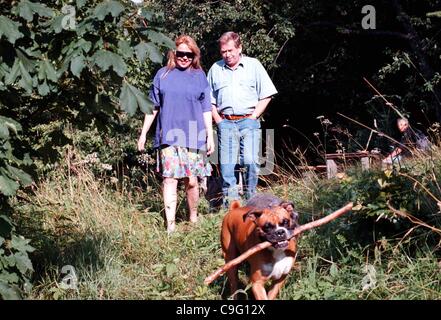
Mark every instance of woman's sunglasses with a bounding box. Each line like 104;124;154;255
176;51;195;59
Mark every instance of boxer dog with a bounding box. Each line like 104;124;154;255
221;194;299;300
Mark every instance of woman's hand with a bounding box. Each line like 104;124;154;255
206;135;215;156
137;111;158;152
137;135;146;152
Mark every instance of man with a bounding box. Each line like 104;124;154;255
382;117;430;165
207;31;278;206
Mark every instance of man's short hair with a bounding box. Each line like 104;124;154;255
218;31;241;48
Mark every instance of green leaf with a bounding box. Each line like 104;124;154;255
11;235;35;253
76;0;87;8
18;61;33;93
6;165;33;187
4;60;20;86
13;252;34;274
15;0;55;21
92;50;127;77
0;116;22;139
23;47;42;60
139;8;154;21
0;123;9;139
75;39;92;54
119;82;137;115
37;80;50;96
119;82;154;116
37;59;58;82
0;215;14;238
0;272;20;284
0;62;9;78
135;42;163;64
47;14;64;34
144;30;175;49
60;39;91;75
93;0;125;20
330;263;339;277
0;176;20;196
75;17;95;36
118;40;133;58
0;16;24;44
3;254;17;268
0;282;22;300
22;153;33;166
16;48;36;71
70;55;86;78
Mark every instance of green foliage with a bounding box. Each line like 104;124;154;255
149;0;295;70
0;0;173;170
0;0;174;299
0;115;34;300
0;0;440;301
281;241;441;300
9;160;441;300
0;215;35;300
307;155;441;258
0;116;32;196
0;16;23;44
119;82;152;115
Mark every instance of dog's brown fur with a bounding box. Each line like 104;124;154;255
221;199;298;300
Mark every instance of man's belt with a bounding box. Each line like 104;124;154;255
220;113;252;120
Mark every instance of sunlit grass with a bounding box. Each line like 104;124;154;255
10;140;441;300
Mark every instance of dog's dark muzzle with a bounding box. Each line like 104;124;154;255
265;228;293;248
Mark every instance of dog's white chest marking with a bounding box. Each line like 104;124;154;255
262;250;294;280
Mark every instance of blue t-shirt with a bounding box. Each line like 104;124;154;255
150;67;212;150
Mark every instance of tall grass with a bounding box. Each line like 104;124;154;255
10;139;441;300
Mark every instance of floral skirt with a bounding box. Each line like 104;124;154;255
157;145;212;178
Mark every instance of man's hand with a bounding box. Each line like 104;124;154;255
214;116;223;124
382;156;392;164
212;104;223;124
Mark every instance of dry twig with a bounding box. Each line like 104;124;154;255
386;201;441;236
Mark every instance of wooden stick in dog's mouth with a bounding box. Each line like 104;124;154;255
204;202;353;285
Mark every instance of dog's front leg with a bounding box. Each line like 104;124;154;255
251;280;268;300
267;275;287;300
226;265;239;298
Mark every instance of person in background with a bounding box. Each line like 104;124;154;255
382;117;429;165
207;31;278;207
137;35;214;234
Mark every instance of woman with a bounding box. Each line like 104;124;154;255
137;35;214;234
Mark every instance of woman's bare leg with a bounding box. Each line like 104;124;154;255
163;177;178;233
184;176;199;223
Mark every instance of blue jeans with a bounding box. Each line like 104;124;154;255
217;118;261;206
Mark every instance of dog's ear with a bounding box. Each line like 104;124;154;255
229;200;242;211
280;201;294;213
280;201;299;221
243;209;263;222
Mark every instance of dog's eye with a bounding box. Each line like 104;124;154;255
281;219;289;227
263;222;274;232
